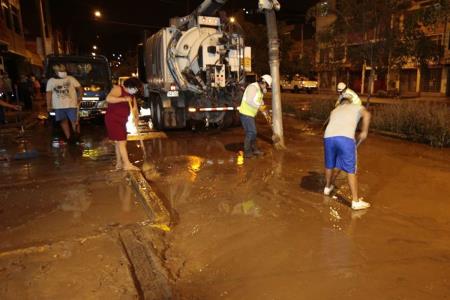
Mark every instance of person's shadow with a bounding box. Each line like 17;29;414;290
299;171;325;193
224;143;243;153
300;171;352;207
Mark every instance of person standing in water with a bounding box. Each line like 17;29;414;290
105;77;141;171
323;95;371;210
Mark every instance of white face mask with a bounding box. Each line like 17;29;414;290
58;72;67;78
126;87;138;95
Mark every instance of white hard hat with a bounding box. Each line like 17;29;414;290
261;74;272;88
337;82;347;92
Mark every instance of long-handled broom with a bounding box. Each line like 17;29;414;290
13;109;39;160
127;99;159;180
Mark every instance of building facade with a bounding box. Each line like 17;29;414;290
314;0;450;97
1;0;73;83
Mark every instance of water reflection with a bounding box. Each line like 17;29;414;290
118;181;132;213
187;155;204;181
81;138;114;161
58;184;92;218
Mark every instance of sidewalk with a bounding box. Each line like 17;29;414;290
267;91;450;106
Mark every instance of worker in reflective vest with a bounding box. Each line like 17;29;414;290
239;74;272;158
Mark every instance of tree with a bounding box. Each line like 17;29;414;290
308;0;449;93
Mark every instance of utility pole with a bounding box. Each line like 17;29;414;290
37;0;47;57
259;0;285;149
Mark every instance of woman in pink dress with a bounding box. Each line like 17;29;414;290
105;77;142;171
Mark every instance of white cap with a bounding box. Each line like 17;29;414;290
261;74;272;88
337;82;347;92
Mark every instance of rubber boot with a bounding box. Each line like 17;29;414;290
244;137;253;158
251;140;264;156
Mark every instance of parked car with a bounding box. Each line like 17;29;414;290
44;55;112;121
281;74;318;94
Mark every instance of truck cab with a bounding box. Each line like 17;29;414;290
44;55;112;120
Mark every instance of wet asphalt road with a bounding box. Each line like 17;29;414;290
1;112;450;299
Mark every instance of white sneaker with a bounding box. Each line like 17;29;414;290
323;185;335;195
351;200;371;210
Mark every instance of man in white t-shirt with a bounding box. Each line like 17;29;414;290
46;64;82;142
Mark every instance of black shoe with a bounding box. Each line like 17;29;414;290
67;135;78;145
244;152;254;159
253;149;264;156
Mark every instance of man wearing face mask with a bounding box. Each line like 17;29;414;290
105;77;142;171
46;64;82;143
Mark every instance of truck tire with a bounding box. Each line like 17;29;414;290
220;111;234;129
293;86;300;93
232;111;241;127
151;96;164;130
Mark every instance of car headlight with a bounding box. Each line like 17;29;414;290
97;100;108;109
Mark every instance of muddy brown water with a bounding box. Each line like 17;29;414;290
0;124;147;299
140;117;450;299
1;115;449;299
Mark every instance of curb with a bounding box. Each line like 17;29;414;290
127;171;171;232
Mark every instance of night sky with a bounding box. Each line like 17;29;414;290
50;0;318;57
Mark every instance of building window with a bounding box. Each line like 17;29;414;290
11;6;21;34
318;1;329;17
320;48;329;64
421;67;442;93
334;47;345;61
2;2;11;29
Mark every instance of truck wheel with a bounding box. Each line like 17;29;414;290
175;108;186;128
232;111;241;127
151;97;164;130
293;86;300;93
221;111;234;129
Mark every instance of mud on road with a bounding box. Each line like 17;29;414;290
1;112;449;299
142;116;450;299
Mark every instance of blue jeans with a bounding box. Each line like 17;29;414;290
240;114;257;155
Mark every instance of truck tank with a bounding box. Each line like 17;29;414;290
144;0;251;129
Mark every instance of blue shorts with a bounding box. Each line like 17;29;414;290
55;108;77;122
324;136;357;174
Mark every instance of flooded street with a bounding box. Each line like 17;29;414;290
1;114;450;299
0;124;147;299
142;116;450;299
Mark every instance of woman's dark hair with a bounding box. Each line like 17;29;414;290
123;77;142;89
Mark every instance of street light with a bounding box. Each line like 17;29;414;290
92;10;161;29
91;52;96;56
229;16;235;23
93;45;98;50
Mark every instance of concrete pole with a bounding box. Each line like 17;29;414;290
37;0;46;57
264;10;285;149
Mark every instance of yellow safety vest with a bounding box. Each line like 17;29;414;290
240;82;264;117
